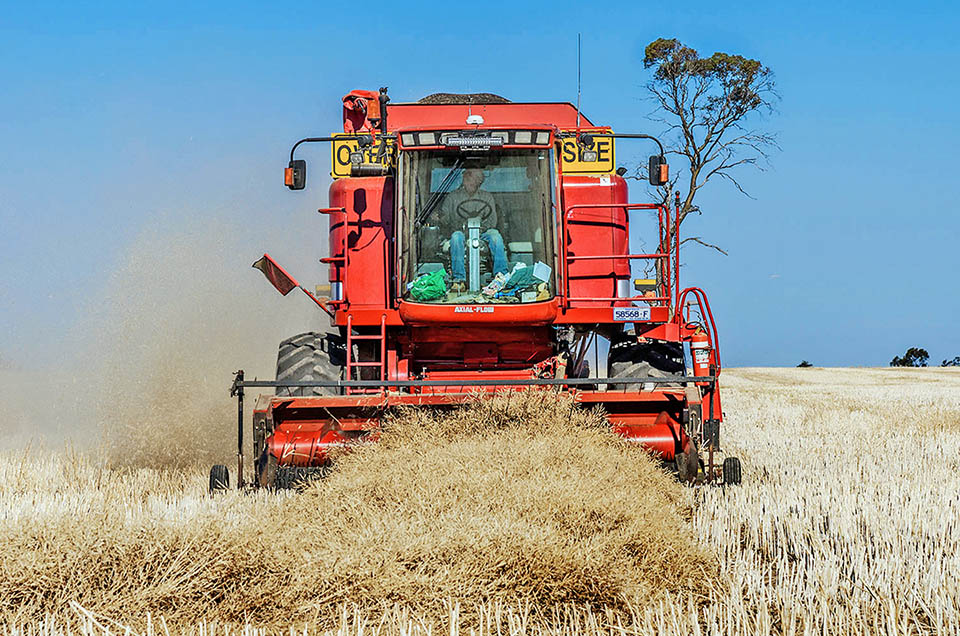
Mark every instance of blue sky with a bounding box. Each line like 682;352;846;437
1;0;958;368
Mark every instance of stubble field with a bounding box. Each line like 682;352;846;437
1;367;959;635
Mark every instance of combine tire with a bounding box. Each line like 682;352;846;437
608;340;685;389
722;456;742;485
256;454;330;491
276;465;330;490
209;465;230;493
276;332;345;396
675;440;700;483
256;451;278;489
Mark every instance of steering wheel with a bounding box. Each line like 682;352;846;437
455;198;493;224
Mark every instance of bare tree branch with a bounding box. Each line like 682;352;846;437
641;38;779;254
680;236;730;255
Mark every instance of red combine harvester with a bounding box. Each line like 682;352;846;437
210;88;740;492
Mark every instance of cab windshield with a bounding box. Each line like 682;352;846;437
400;149;556;304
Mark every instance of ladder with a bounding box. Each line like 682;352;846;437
345;314;387;394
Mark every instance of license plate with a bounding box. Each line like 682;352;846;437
612;306;651;322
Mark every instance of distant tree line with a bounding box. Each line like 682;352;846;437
891;347;929;367
795;349;960;368
889;347;960;367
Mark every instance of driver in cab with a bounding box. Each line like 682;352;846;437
440;168;508;290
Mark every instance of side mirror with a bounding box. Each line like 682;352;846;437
285;159;306;190
648;155;668;186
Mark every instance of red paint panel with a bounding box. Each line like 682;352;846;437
610;411;686;461
263;379;691;466
269;427;376;466
328;176;394;308
557;306;671;325
266;403;686;466
336;308;404;327
386;103;593;129
399;299;559;325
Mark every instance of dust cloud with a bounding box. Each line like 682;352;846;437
2;208;329;467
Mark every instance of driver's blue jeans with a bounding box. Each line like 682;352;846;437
450;229;508;281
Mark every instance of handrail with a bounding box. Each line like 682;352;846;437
566;252;668;261
318;206;349;307
561;202;673;308
236;375;714;389
676;287;721;372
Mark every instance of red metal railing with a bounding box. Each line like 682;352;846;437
676;287;721;371
325;198;684;318
560;202;679;308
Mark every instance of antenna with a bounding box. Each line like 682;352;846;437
576;33;582;128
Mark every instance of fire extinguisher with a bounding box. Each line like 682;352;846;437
690;330;712;382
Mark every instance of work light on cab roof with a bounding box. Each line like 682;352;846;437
211;88;738;494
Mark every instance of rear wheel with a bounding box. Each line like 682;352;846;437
209;464;230;494
675;440;700;484
276;332;345;396
256;451;278;489
276;465;331;490
723;456;742;486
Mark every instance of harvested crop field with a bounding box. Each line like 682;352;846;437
1;368;959;635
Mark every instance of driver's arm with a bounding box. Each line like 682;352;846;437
487;192;501;235
437;192;455;236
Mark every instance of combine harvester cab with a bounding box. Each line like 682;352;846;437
210;88;741;493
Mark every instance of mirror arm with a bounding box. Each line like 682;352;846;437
558;132;665;157
605;133;665;158
289;136;339;163
288;133;398;162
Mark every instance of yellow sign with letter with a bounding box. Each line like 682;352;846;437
331;131;613;177
558;134;615;174
330;134;396;179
